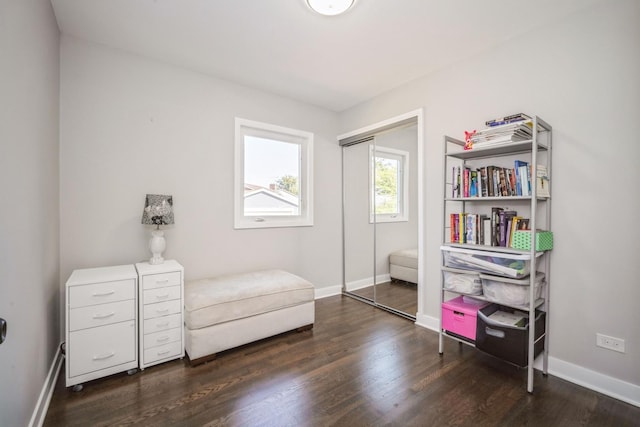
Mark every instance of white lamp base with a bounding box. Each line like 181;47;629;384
149;230;166;265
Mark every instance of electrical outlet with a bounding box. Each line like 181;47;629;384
596;333;625;353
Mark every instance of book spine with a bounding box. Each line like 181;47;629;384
463;168;470;198
480;167;488;197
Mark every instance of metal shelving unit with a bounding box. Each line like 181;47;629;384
439;116;552;393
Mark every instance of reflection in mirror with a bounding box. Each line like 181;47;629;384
374;125;418;317
343;141;375;302
342;121;418;319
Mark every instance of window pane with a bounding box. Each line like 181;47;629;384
374;156;400;214
244;135;300;216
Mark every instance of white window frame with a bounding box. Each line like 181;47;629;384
369;145;409;223
234;117;314;229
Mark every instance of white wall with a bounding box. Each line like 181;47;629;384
59;36;343;337
0;0;60;425
340;0;640;397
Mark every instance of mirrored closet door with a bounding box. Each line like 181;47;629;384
341;116;420;319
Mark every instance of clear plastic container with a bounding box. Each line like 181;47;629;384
442;267;482;295
480;272;545;306
441;246;534;279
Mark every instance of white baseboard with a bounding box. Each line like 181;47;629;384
344;274;391;292
544;357;640;407
315;285;342;299
29;343;64;427
415;313;439;332
414;314;639;407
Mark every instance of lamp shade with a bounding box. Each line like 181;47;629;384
141;194;174;226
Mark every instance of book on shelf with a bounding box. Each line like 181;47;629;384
499;210;517;247
480;167;488;197
485;113;532;127
536;165;550;197
514;160;530;196
466;214;476;244
491;207;503;246
470;170;478;197
483;217;492;246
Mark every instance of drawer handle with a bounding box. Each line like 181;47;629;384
156;308;170;314
156;322;170;328
155;293;170;299
92;290;115;297
485;327;505;339
93;351;115;361
157;350;170;356
156;279;169;285
157;336;170;343
92;311;115;319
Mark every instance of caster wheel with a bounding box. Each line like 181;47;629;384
127;368;138;376
72;384;83;392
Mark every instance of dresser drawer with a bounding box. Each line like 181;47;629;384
143;299;182;320
142;271;181;290
69;279;135;308
68;320;136;378
69;300;135;331
143;285;181;305
143;313;182;335
143;327;181;350
143;341;183;365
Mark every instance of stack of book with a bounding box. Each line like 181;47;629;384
470;120;533;147
485;113;532;127
451;160;535;198
449;207;530;248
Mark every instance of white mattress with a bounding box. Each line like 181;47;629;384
184;269;314;330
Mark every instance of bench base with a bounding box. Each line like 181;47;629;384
187;322;314;367
185;301;315;363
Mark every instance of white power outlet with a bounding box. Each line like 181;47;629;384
596;333;625;353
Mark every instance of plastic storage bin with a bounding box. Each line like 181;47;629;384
480;272;545;306
441;295;490;342
441;245;533;279
442;267;482;295
475;304;546;367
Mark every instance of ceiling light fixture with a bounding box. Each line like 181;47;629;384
307;0;355;16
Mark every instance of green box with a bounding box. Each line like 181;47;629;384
512;230;553;251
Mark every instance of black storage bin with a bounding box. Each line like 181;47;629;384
475;304;545;367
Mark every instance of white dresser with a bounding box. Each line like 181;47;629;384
65;264;138;389
135;260;184;370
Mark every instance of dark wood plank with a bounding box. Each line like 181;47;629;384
44;296;639;426
349;280;417;316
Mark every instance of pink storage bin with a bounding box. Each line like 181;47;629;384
442;295;490;342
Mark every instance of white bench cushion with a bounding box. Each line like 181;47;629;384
389;248;418;269
184;269;314;330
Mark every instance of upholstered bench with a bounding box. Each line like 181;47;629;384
389;248;418;284
184;269;315;365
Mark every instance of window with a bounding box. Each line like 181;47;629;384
370;145;409;223
235;118;313;229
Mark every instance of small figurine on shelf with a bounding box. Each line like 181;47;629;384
464;130;476;150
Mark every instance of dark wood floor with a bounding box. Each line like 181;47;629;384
350;280;417;316
45;295;638;426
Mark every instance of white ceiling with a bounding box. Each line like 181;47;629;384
50;0;603;112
